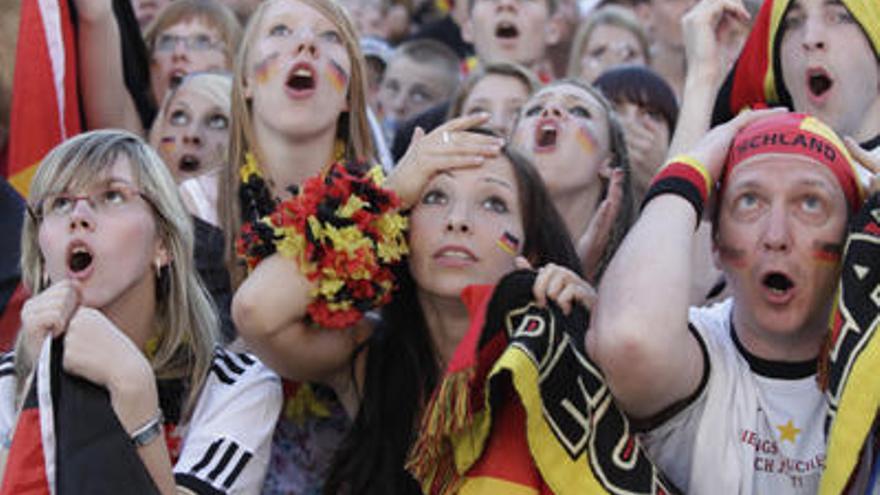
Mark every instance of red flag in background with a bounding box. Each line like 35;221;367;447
6;0;81;198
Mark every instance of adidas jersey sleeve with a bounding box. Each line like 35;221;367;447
0;352;15;452
174;348;282;494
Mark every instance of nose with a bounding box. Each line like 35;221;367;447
444;201;472;234
540;103;563;119
171;38;189;60
68;200;96;232
761;202;792;253
801;15;827;51
294;30;319;58
182;124;203;146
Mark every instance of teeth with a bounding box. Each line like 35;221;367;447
294;68;312;77
441;251;471;259
541;125;555;132
73;246;88;254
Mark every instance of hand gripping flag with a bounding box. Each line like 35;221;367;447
0;338;159;494
407;270;679;495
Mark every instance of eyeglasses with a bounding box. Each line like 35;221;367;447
31;184;154;221
154;33;225;53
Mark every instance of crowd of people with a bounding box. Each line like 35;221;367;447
0;0;878;493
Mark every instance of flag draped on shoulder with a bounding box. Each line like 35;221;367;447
0;338;159;495
407;270;679;495
5;0;81;198
819;193;880;494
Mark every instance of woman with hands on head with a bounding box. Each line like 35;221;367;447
220;0;505;491
1;130;281;494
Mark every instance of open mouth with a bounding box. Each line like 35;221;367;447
495;21;519;39
534;120;559;151
68;245;94;274
179;154;201;173
762;272;794;295
807;69;833;99
169;70;186;90
287;64;316;91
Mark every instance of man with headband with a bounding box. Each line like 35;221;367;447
591;110;865;493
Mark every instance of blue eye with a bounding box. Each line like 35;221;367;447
269;24;291;37
524;104;542;117
569;106;591;118
482;196;509;214
170;109;190;126
421;189;447;205
206;113;229;130
736;193;759;210
319;30;342;43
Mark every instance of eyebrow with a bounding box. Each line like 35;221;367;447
483;177;514;190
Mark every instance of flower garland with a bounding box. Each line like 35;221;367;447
236;152;408;329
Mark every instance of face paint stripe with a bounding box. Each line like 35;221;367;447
497;231;520;255
576;126;596;154
327;59;348;94
813;241;843;263
254;52;280;85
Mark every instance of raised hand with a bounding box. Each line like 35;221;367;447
19;280;81;365
516;257;597;315
682;0;751;85
578;169;624;283
385;113;504;208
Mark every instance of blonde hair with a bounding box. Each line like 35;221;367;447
144;0;243;68
447;61;540;120
148;71;234;174
566;5;651;79
18;130;218;415
220;0;374;286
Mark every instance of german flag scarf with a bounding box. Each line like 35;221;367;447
0;338;159;494
711;0;880;126
820;193;880;493
407;270;679;495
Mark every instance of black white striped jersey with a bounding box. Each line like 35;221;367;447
174;347;282;494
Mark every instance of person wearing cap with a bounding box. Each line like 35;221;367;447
671;0;880;158
591;109;866;494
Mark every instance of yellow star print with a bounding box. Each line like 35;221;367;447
777;420;802;444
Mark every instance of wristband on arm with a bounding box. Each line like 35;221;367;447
641;154;714;228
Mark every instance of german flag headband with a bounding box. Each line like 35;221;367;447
724;113;865;213
712;0;880;125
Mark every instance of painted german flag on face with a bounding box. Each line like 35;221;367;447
711;0;880;126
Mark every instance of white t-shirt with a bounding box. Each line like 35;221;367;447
0;347;282;494
641;299;826;495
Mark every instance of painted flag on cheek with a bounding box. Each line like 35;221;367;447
5;0;82;198
0;338;159;494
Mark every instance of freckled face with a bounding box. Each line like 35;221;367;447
408;155;524;299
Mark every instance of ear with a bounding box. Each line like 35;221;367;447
462;17;475;44
598;156;613;179
544;16;562;46
154;240;172;269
